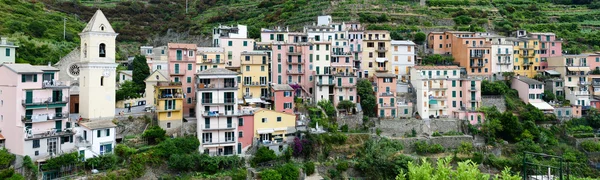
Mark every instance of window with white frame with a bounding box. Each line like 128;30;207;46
225;132;235;142
262;118;267;123
202;133;212;143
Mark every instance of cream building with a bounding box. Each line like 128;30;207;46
362;31;392;79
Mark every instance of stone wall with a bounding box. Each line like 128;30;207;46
377;119;463;137
337;112;364;129
482;95;506;112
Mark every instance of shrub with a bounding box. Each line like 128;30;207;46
115;144;137;159
277;163;299;180
573;133;595;138
444;131;464;136
251;147;277;166
429;144;445;153
328;169;340;179
376;128;382;136
336;161;349;172
85;154;118;170
341;124;349;132
167;154;194;171
304;161;315;175
154;136;199;158
142;125;166;144
580;141;600;152
42;152;80;171
432;131;442;137
260;169;282;180
282;147;293;162
413;141;445;154
0;148;15;169
458;142;474;155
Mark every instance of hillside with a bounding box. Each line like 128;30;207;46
2;0;600;65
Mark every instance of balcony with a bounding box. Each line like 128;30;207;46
592;81;600;87
470;54;484;59
158;93;184;99
375;67;388;72
379;103;395;108
288;60;304;64
155;107;182;113
75;136;92;148
286;70;304;75
200;98;237;105
22;97;69;108
197;83;238;90
469;98;481;102
522;53;535;58
288;50;302;56
317;80;334;86
171;69;187;76
468;87;478;91
243;92;253;99
376;47;388;52
157;82;182;87
254;46;271;51
431;95;446;100
566;72;588;76
470;63;485;68
201;59;223;64
569;91;589;96
352;48;362;52
200;122;237;130
353;58;362;61
522;46;535;50
202;110;241;117
333;72;355;77
430;85;447;90
201;139;236;145
24;128;74;140
497;61;511;65
332;52;352;56
244;82;268;87
22;112;69;123
42;80;69;89
380;92;394;97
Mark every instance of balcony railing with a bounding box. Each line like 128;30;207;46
380;92;394;97
201;139;236;145
569;91;589;96
317;80;334;86
24;128;74;140
333;72;355;77
197;83;238;89
42;80;69;89
592;81;600;86
332;52;352;56
288;50;302;55
22;97;69;106
468;87;478;91
470;54;484;58
376;47;387;52
202;110;241;117
522;53;535;57
157;82;182;86
375;67;388;72
244;82;268;87
159;93;184;99
243;92;253;98
379;103;395;108
22;112;69;123
254;46;271;51
470;63;485;68
155;107;182;112
200;123;237;130
288;60;304;64
171;69;186;76
497;61;511;65
469;98;481;102
286;70;304;75
201;59;223;64
75;136;92;148
200;98;237;104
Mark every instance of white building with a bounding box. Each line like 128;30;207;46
307;16;339;103
0;37;18;64
196;68;240;156
479;34;514;81
390;40;415;82
75;120;116;159
117;70;133;84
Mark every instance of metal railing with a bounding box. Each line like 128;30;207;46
201;122;237;130
22;97;69;106
380;92;394;97
201;110;242;117
201;58;223;64
159;93;183;99
375;67;388;72
200;98;237;104
24;128;75;140
171;69;187;75
470;54;484;58
197;83;238;89
376;47;387;52
22;112;69;123
244;82;268;86
286;70;304;74
42;80;69;89
317;80;334;86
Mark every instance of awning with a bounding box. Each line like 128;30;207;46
530;101;554;111
579;67;591;72
567;67;591;72
567;67;579;71
544;70;560;75
245;98;265;104
375;58;387;62
257;128;274;134
0;133;4;140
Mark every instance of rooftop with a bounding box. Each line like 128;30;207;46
1;64;44;74
272;84;293;91
168;43;196;49
391;40;416;46
514;76;543;85
413;66;460;70
79;119;117;130
196;68;238;75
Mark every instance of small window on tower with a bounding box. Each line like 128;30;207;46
100;25;105;31
83;44;87;58
100;77;104;86
99;43;106;57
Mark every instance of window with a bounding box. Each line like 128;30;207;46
246;66;250;71
262;118;267;123
100;77;104;86
261;66;265;72
238;118;244;126
239;131;243;138
99;43;106;57
167;112;172;117
5;49;10;56
21;74;37;82
277;117;282;122
187;98;192;104
225;132;234;142
33;140;40;148
202;133;212;143
243;41;248;46
106;129;110;136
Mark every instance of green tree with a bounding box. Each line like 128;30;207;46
251;147;277;166
0;148;15;169
357;79;377;117
142;125;167;144
336;100;356;112
132;55;150;93
542;90;556;102
318;100;336;117
27;21;47;38
413;32;426;44
277;163;300;180
116;81;142;101
261;169;282;180
304;161;315;175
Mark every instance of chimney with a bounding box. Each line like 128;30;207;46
48;61;51;67
1;37;6;45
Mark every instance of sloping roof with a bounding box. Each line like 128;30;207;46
82;10;115;33
272;84;293;91
168;43;196;49
530;101;554;111
413;66;460;70
375;73;397;78
514;76;543;85
34;66;60;71
145;70;169;82
79;120;117;129
544;70;561;75
120;70;133;77
2;64;43;74
196;68;238;75
391;40;416;46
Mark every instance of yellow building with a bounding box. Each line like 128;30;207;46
253;109;296;143
197;47;226;71
361;30;392;79
511;37;541;78
154;82;184;132
239;51;270;105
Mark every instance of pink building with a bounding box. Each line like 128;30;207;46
511;76;554;113
530;33;562;70
265;31;315;98
270;84;295;114
237;113;254;154
587;53;600;72
0;64;73;160
167;43;197;117
373;73;397;118
332;39;358;107
345;22;364;75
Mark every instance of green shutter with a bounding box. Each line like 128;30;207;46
21;75;26;82
97;130;101;137
106;129;110;136
173;100;176;109
107;144;112;153
33;75;37;82
164;100;168;110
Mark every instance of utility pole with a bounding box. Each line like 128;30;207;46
63;17;66;40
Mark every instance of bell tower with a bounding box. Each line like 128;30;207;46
79;10;118;120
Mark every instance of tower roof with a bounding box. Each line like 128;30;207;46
82;10;115;33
